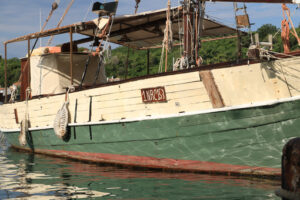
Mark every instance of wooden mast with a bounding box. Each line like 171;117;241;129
165;0;171;72
4;44;7;103
69;27;73;85
183;0;192;60
233;2;242;63
27;39;31;93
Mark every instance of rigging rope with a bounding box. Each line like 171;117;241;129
17;0;59;84
81;0;118;87
80;16;113;87
47;0;75;46
83;0;95;22
93;16;114;86
19;88;31;146
159;0;173;73
84;1;118;84
9;85;17;103
281;4;300;53
254;47;300;61
196;1;206;66
135;0;141;14
177;1;183;57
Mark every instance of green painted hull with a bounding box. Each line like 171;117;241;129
3;98;300;171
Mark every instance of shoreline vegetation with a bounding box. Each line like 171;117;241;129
1;24;300;87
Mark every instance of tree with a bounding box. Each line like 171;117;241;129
257;24;279;41
0;57;21;87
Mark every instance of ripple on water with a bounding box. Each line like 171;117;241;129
0;147;281;200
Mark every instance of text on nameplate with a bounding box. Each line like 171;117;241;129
141;87;167;103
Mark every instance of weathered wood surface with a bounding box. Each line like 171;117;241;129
199;70;225;108
0;71;209;129
1;57;300;130
212;59;297;106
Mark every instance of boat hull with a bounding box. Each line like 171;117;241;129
4;97;300;178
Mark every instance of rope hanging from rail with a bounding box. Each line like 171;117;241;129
159;0;173;73
9;85;17;103
93;18;112;86
19;88;31;146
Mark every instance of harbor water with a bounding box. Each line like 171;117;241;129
0;139;281;199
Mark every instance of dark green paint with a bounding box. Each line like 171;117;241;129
4;99;300;168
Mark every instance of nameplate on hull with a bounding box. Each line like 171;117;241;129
141;87;167;103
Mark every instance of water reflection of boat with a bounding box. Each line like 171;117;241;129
1;0;300;178
1;149;279;199
0;149;109;199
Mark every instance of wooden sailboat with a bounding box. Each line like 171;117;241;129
1;0;300;178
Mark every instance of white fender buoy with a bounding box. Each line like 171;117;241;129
53;86;74;139
19;118;28;146
53;101;69;139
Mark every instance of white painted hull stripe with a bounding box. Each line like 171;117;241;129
1;95;300;133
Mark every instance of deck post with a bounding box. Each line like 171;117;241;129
69;27;73;85
125;47;129;79
233;3;242;62
147;49;150;75
196;1;205;66
183;0;192;59
164;0;171;72
4;43;8;104
27;39;31;91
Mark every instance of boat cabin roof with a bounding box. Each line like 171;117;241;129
4;6;238;50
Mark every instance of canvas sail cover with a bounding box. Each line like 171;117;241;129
80;6;238;49
30;53;106;96
6;6;238;50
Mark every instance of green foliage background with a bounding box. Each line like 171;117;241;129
0;57;20;87
105;24;300;79
1;24;300;86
